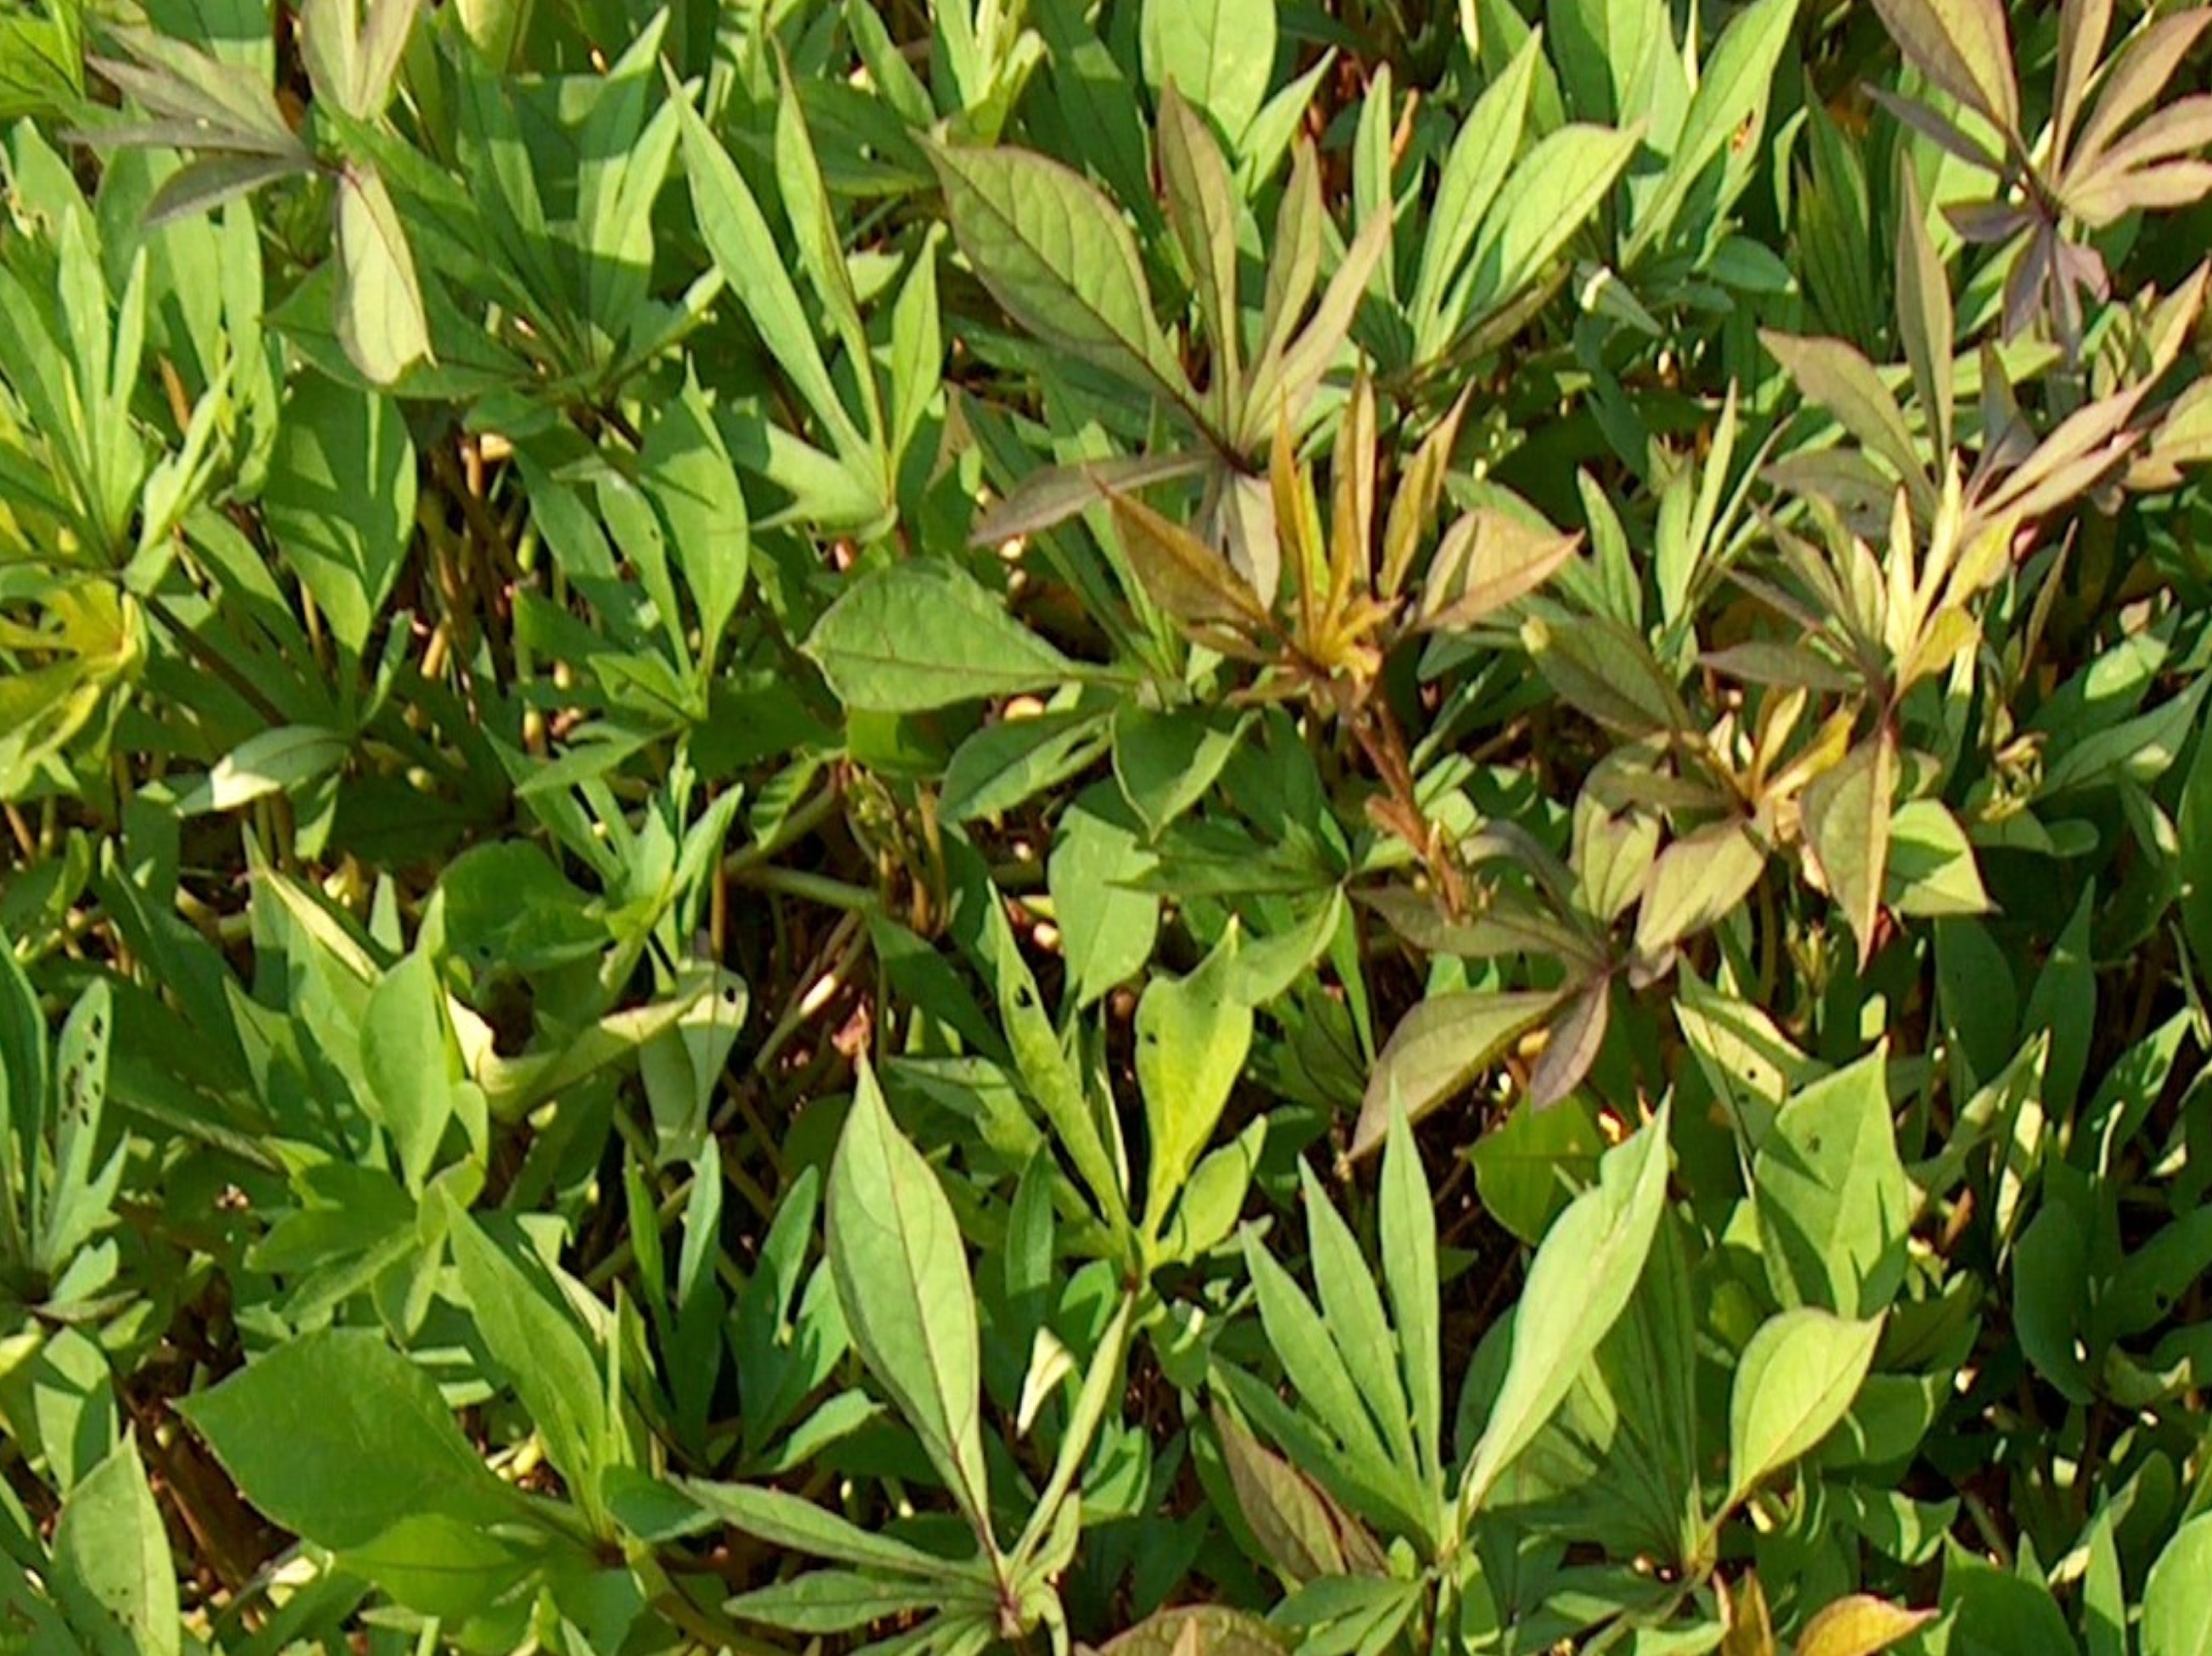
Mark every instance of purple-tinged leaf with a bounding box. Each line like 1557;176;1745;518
1868;0;2018;137
1526;978;1610;1112
1868;87;2003;171
2053;0;2114;159
2072;12;2212;172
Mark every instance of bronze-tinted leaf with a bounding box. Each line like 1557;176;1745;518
1801;731;1896;969
1525;976;1610;1111
1419;509;1582;631
1868;0;2019;137
1104;487;1273;654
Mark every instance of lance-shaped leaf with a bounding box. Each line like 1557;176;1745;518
1104;486;1274;656
1461;1103;1673;1513
1419;510;1582;632
1868;0;2018;137
827;1061;995;1550
1212;1404;1382;1585
928;140;1185;398
333;163;431;386
1353;989;1564;1157
1137;934;1253;1230
1634;820;1767;958
1761;331;1934;518
1895;170;1955;460
1802;731;1896;968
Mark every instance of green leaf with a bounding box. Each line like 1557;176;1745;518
641;372;750;669
1472;1090;1609;1246
1381;1099;1442;1483
180;725;349;815
1628;0;1797;260
448;1206;612;1513
336;1511;550;1621
1354;990;1562;1157
360;946;455;1189
1138;931;1254;1231
828;1061;994;1549
261;374;416;660
1885;800;1990;917
1752;1048;1912;1318
1936;1541;2075;1656
2144;1513;2212;1656
1461;1103;1672;1513
1634;820;1768;958
1050;782;1161;1009
177;1329;517;1549
676;1477;975;1580
672;79;870;466
1412;30;1542;347
1140;0;1276;143
1726;1308;1883;1502
51;1437;176;1656
943;711;1111;823
1460;121;1643;325
803;560;1084;713
928;139;1185;396
726;1570;963;1633
333;162;431;385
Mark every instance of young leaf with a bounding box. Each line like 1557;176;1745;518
1868;0;2018;136
1634;820;1767;958
1802;731;1896;968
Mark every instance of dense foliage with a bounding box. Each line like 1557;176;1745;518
4;0;2212;1649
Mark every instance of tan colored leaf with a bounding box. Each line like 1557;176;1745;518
1104;488;1272;654
1801;731;1896;968
1634;820;1768;958
1795;1595;1938;1656
1419;510;1581;631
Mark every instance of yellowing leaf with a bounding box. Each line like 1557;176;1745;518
1420;508;1581;631
1796;1595;1939;1656
1802;732;1896;968
1635;820;1768;958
